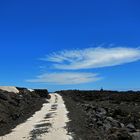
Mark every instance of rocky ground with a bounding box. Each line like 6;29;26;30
1;88;140;140
0;87;50;136
0;93;72;140
58;90;140;140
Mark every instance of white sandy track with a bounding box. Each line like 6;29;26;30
0;93;72;140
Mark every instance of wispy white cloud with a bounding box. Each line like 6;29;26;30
27;72;101;85
43;47;140;70
27;46;140;85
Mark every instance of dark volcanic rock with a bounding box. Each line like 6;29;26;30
34;89;50;98
106;128;132;140
58;90;140;140
0;87;50;136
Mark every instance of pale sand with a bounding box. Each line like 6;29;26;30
0;93;72;140
27;88;34;92
37;94;73;140
0;86;19;93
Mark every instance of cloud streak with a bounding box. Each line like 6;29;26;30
43;47;140;70
27;72;101;85
28;46;140;85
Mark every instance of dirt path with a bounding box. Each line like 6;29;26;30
0;93;72;140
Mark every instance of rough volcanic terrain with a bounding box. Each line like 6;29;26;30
0;87;50;136
1;87;140;140
0;92;72;140
58;90;140;140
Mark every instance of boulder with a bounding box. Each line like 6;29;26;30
127;123;136;132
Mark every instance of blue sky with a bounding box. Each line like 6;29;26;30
0;0;140;91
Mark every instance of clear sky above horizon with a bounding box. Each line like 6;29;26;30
0;0;140;91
